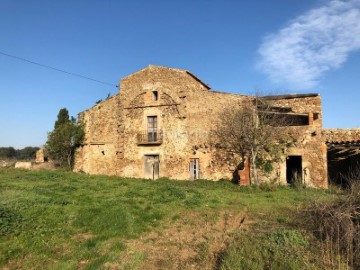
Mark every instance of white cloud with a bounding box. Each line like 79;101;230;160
257;0;360;89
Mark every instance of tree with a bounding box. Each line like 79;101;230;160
0;146;39;160
54;108;70;128
213;97;295;184
46;108;84;169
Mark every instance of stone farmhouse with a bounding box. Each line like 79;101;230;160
73;65;359;188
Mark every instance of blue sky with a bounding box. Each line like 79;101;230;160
1;0;359;148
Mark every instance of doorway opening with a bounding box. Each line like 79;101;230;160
144;155;159;180
286;156;302;185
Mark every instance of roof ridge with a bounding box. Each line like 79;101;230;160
122;64;211;89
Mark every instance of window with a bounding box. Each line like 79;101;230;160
152;91;158;101
147;116;158;142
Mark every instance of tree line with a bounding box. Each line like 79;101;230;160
0;108;84;168
0;146;40;160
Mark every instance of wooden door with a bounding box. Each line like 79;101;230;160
189;158;199;180
144;155;159;180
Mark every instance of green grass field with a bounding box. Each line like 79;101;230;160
0;168;340;269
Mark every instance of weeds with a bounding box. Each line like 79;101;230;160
302;167;360;269
218;229;319;270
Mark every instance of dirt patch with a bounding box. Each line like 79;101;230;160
71;232;94;242
119;208;249;270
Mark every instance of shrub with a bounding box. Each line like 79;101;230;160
302;172;360;269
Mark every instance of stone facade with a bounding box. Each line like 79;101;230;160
74;65;328;188
261;94;328;188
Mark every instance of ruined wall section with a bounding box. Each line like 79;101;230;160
323;128;360;143
74;95;125;175
267;95;322;127
267;95;327;188
192;93;328;186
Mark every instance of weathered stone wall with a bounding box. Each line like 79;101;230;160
323;128;360;142
74;95;125;175
119;65;247;180
267;95;327;188
283;126;328;188
80;95;121;144
35;149;45;163
184;91;250;180
15;162;32;169
74;65;328;188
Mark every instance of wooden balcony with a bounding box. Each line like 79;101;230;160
137;131;163;145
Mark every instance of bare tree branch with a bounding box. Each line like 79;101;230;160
213;96;295;184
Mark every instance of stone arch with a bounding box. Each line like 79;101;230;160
128;92;146;107
161;91;183;117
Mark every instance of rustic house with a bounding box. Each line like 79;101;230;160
74;65;330;188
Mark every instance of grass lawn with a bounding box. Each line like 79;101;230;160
0;168;339;269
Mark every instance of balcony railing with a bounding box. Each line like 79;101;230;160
137;131;163;145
